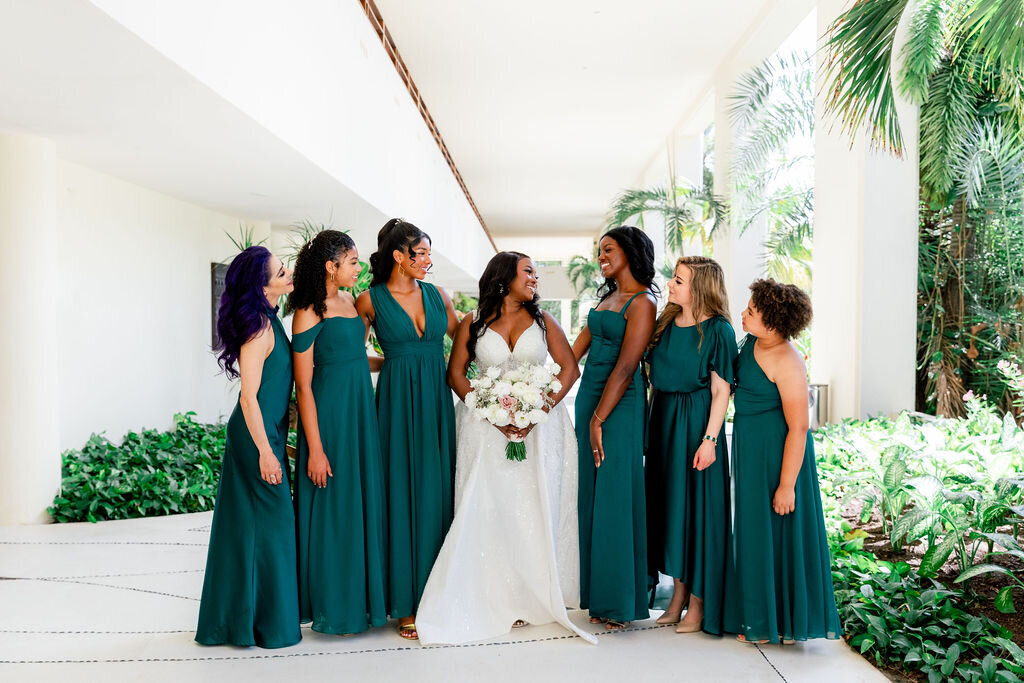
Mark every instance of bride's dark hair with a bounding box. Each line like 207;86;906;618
466;251;546;365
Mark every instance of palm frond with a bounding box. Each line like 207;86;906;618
957;0;1024;112
920;54;984;203
899;0;952;104
822;0;910;154
952;117;1024;209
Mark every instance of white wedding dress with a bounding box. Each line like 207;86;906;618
416;321;597;645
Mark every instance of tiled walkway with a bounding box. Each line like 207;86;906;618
0;512;884;683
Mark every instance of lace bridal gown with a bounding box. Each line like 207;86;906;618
416;321;597;645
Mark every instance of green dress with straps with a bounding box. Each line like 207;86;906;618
368;281;456;618
196;313;300;649
575;290;652;623
723;335;841;643
292;315;388;634
645;316;736;634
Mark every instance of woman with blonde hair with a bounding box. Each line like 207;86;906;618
645;256;737;635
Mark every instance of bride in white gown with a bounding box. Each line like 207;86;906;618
416;252;597;646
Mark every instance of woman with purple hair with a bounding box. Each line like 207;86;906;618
196;246;301;649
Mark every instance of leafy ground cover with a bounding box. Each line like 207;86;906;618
817;393;1024;682
49;412;226;522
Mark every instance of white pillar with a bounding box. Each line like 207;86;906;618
0;133;59;524
811;0;919;421
712;76;767;327
674;133;704;189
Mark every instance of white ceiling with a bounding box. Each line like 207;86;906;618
374;0;791;236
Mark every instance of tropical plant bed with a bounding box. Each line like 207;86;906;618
816;400;1024;682
855;515;1024;647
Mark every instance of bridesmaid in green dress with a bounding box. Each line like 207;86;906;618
197;246;300;649
572;226;657;632
724;279;841;644
288;230;387;636
646;256;736;635
355;219;458;641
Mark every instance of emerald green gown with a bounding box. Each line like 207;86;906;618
646;316;736;635
368;281;455;618
196;313;300;649
293;315;388;634
575;291;652;623
723;335;841;643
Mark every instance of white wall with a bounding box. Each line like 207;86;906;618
810;0;919;421
89;0;494;281
56;160;255;451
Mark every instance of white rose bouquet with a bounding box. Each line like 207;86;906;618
464;362;563;461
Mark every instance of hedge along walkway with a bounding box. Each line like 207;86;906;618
0;512;883;682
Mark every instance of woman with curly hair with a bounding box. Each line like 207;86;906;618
724;279;840;644
196;246;300;649
645;256;736;635
416;251;595;645
288;230;387;636
355;218;459;640
572;226;658;631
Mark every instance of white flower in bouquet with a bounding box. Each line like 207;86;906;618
528;364;551;385
486;366;502;379
488;404;512;427
549;378;562;394
527;409;548;424
465;391;479;409
491;380;513;397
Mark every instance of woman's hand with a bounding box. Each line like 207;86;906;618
772;485;796;515
259;449;284;486
693;440;717;471
494;424;521;440
307;450;333;488
589;417;604;467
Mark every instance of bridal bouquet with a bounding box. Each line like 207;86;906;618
465;362;562;461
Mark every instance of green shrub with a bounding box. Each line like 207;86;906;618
833;529;1021;683
49;412;226;523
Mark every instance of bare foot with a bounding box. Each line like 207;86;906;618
605;620;630;631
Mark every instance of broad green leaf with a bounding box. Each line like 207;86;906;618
920;534;958;576
884;457;909;490
955;563;1012;582
996;585;1017;614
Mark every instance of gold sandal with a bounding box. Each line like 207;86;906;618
398;622;418;640
605;620;630;631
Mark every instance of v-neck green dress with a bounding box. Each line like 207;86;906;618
723;335;841;643
293;315;388;635
196;313;300;649
575;291;652;623
368;282;456;618
645;316;736;635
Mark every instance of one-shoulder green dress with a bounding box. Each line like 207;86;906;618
368;282;456;618
575;291;652;623
196;313;300;649
646;316;736;634
293;315;388;635
723;335;841;643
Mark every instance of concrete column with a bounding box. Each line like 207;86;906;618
674;133;704;190
810;0;919;421
0;133;59;524
712;74;767;327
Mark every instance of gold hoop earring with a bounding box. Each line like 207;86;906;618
398;264;408;278
330;270;336;284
